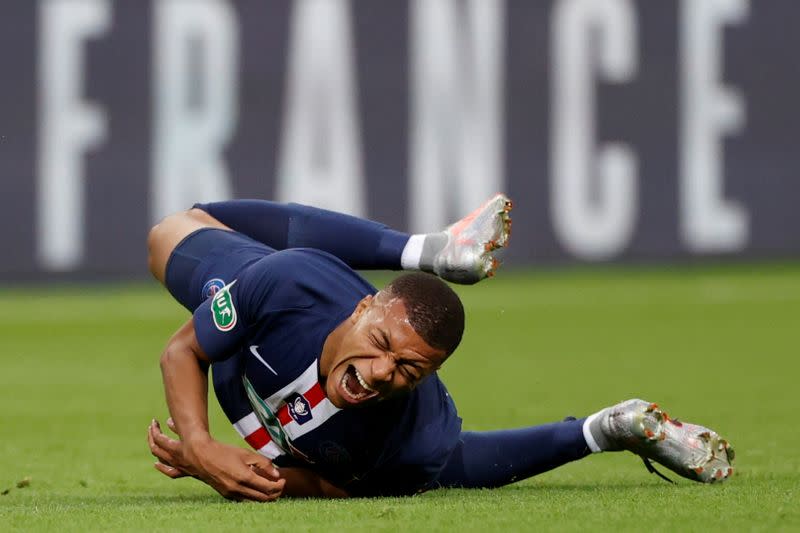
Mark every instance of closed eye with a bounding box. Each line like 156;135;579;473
370;333;386;350
372;331;391;351
400;362;422;382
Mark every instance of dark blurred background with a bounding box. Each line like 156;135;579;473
0;0;796;280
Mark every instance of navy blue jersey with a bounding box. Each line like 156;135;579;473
191;247;462;496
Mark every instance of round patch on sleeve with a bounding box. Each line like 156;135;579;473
201;278;226;300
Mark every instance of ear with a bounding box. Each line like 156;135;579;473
350;294;373;323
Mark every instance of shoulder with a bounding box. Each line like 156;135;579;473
382;376;463;486
398;375;461;465
345;376;462;496
405;375;462;448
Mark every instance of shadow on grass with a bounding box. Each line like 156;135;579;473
423;480;699;498
9;480;707;510
29;493;224;507
500;481;686;491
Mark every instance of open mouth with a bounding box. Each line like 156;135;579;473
340;365;379;403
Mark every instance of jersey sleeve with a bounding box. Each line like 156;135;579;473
192;252;312;362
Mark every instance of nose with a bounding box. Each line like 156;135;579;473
371;354;396;383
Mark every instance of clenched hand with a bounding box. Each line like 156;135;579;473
147;418;286;502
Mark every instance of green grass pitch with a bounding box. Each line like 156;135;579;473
1;265;798;531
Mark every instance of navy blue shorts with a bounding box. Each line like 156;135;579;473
165;228;276;312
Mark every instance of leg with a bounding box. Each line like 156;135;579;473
585;399;735;483
195;200;408;271
195;195;512;284
435;418;591;489
437;399;736;489
149;212;280;313
147;209;231;285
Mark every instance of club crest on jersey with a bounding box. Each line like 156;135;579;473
319;440;351;466
211;280;238;332
286;393;313;425
201;278;226;300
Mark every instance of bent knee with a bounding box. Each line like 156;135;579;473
147;215;178;282
147;208;230;283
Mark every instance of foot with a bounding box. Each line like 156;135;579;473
420;193;513;285
586;399;735;483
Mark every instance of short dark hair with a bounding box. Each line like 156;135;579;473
384;272;465;356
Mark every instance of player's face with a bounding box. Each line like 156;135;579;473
323;292;447;409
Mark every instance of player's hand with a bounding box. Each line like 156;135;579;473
147;419;191;479
147;418;286;502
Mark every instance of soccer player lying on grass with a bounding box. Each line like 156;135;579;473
146;194;734;501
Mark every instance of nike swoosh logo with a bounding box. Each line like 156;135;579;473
249;345;278;376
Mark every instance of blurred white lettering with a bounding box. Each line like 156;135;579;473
551;0;638;260
37;0;110;270
409;0;504;232
151;0;238;222
277;0;364;216
680;0;749;252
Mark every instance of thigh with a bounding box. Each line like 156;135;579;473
148;208;230;284
164;227;276;312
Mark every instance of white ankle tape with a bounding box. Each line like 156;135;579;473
582;412;603;453
400;234;426;270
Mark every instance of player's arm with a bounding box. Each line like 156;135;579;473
159;320;210;442
151;319;286;502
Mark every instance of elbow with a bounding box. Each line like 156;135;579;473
159;344;178;375
159;343;205;378
159;333;190;373
160;325;209;373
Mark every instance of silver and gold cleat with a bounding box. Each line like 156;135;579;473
430;193;513;284
598;399;735;483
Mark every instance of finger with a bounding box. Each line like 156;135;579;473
241;472;286;497
148;422;167;452
247;459;280;480
148;425;178;464
152;428;182;453
149;439;176;465
149;419;166;444
234;478;285;502
166;417;181;437
147;424;167;459
153;461;187;479
151;418;166;437
150;419;165;438
147;419;159;445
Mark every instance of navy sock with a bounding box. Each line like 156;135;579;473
195;200;410;270
435;418;591;489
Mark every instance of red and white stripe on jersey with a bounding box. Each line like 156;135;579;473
232;411;283;458
232;360;341;459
